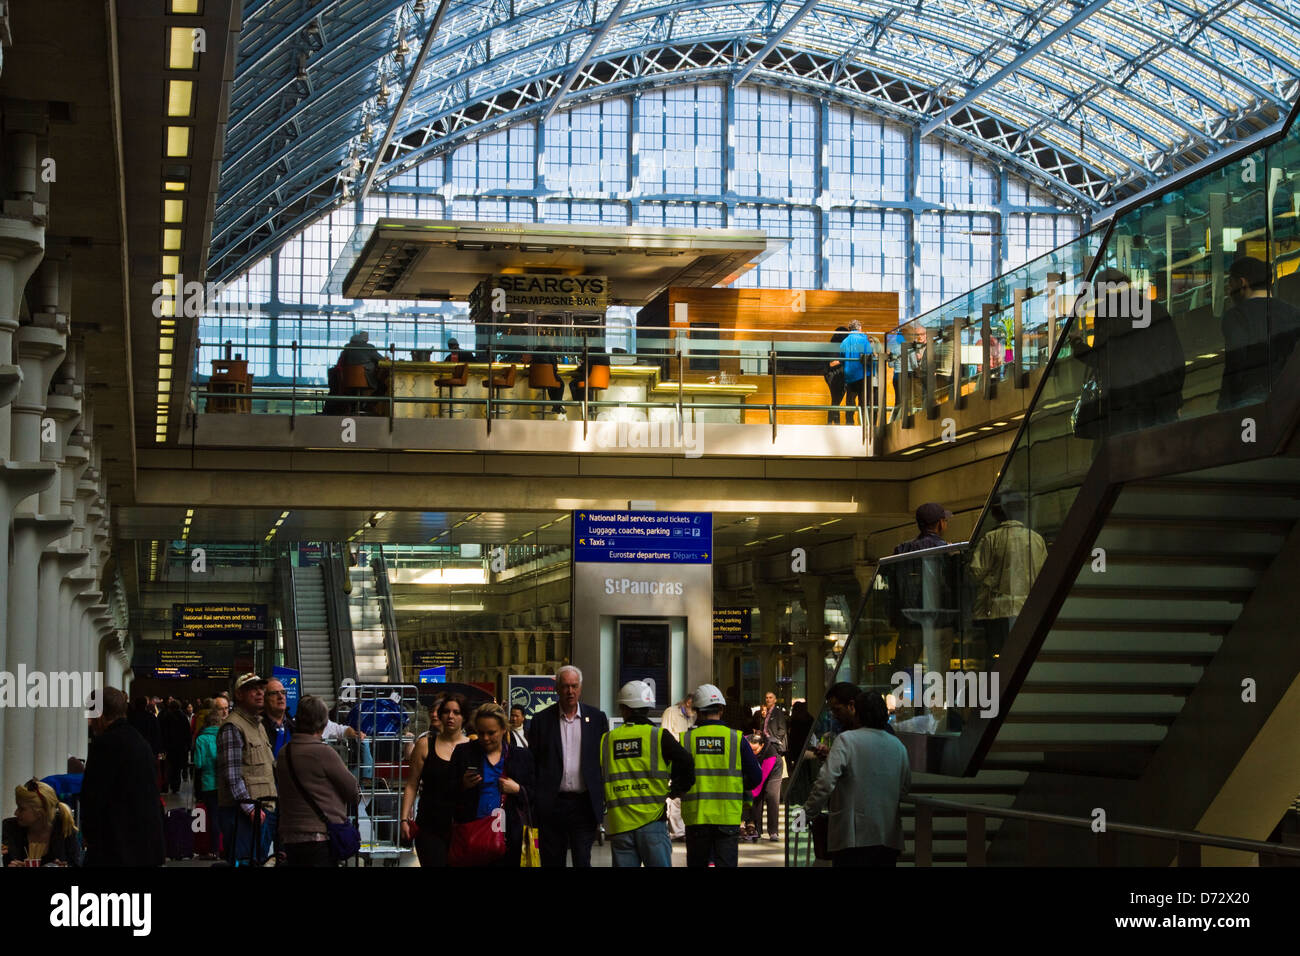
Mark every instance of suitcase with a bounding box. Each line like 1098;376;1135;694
165;807;195;859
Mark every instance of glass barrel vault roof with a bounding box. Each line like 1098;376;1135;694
211;0;1300;283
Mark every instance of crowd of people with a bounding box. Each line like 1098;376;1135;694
2;663;917;869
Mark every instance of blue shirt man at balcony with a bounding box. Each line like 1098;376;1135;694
839;320;873;425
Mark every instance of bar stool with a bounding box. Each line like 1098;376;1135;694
434;363;469;418
528;362;565;419
481;364;517;418
575;363;610;415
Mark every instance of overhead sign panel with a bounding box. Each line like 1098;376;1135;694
137;640;236;679
713;607;752;642
573;510;712;564
171;603;268;640
412;649;462;669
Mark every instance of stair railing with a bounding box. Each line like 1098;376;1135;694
909;795;1300;867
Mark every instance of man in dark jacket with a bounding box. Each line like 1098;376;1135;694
161;699;193;793
81;687;165;867
527;665;609;867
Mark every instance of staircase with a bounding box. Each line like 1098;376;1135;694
992;459;1300;781
293;565;337;710
787;94;1300;865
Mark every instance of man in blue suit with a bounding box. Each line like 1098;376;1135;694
527;665;610;867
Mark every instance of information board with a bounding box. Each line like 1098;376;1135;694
617;619;671;710
713;607;752;642
137;640;236;679
412;649;462;669
172;603;268;640
573;510;712;564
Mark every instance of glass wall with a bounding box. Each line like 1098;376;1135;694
200;83;1085;384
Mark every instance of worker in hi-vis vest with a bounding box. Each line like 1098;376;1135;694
599;680;695;867
680;684;763;867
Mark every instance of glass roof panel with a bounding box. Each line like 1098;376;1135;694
210;0;1300;282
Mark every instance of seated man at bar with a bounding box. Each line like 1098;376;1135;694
338;331;383;392
445;337;476;362
532;333;568;418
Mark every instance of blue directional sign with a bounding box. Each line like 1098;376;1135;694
573;510;713;564
418;666;447;684
273;666;301;718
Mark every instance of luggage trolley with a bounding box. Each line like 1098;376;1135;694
335;682;418;867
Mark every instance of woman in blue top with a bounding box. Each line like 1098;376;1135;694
450;702;535;867
838;320;873;425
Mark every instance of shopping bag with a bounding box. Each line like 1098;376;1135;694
520;825;541;868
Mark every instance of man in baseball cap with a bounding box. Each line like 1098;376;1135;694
893;502;953;555
217;673;277;864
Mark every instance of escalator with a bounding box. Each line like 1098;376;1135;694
788;98;1300;865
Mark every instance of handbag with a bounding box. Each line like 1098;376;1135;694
1071;369;1103;439
448;745;508;867
449;812;507;867
283;743;361;864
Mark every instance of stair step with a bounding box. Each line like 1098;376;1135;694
1065;585;1252;603
1020;681;1194;695
988;741;1159;753
1035;651;1215;666
1052;618;1232;635
1002;711;1177;724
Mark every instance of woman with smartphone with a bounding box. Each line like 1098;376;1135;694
448;703;535;867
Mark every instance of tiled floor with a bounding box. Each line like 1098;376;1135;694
162;778;789;867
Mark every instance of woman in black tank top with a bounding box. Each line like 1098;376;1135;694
400;694;468;867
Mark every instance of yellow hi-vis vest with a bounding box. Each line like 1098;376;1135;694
600;722;671;836
679;723;746;826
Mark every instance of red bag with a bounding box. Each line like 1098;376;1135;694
448;811;506;867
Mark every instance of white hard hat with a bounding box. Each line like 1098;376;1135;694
618;680;655;709
693;684;726;709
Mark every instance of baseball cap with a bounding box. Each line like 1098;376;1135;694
1228;256;1270;290
915;502;953;527
234;673;268;692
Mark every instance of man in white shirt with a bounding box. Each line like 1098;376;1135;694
527;665;610;866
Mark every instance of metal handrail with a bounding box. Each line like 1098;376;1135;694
907;794;1300;864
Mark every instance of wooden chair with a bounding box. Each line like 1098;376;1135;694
434;362;469;418
208;359;253;413
481;364;517;418
528;362;564;419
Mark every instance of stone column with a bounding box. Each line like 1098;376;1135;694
33;273;82;775
0;132;47;781
55;425;90;760
61;566;97;760
3;258;67;790
799;573;827;707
